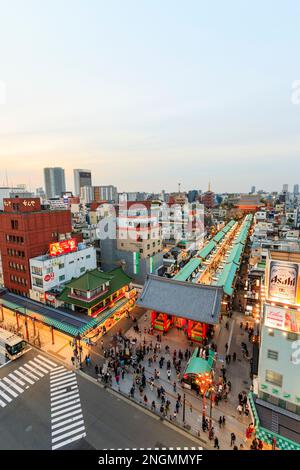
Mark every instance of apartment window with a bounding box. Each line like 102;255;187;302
11;220;18;230
59;275;65;282
86;254;91;259
33;277;43;287
147;244;150;250
139;249;143;253
59;263;64;269
80;267;85;273
287;332;299;341
265;370;282;387
69;260;74;264
152;242;156;247
267;350;278;360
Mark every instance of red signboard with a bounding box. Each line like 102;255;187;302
49;238;77;257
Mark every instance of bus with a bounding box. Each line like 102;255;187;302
0;327;27;361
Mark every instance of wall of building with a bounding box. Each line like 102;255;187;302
29;245;97;295
258;323;300;414
0;203;72;295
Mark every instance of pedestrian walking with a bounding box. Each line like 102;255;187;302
144;395;148;406
173;381;177;392
233;352;237;362
219;416;222;428
222;416;226;426
230;432;236;446
167;369;171;380
214;437;220;449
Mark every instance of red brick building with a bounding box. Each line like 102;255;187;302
0;197;73;296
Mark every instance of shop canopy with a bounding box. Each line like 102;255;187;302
215;262;239;296
213;230;225;243
137;275;223;324
173;258;202;282
185;348;215;376
227;242;244;265
198;240;216;260
221;219;236;234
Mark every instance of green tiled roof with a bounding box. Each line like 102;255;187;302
173;258;202;282
64;270;113;291
58;267;132;309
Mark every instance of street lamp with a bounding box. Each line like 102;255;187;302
195;371;214;430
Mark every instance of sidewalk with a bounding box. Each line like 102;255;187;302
83;309;254;450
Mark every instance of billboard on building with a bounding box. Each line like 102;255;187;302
266;260;300;306
265;304;300;334
49;238;77;257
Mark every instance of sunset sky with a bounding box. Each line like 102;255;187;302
0;0;300;193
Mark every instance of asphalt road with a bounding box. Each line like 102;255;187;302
0;347;202;450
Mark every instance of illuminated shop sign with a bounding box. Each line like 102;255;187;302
265;304;300;334
266;260;300;306
49;238;77;257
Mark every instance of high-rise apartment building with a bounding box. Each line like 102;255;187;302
93;185;118;203
73;169;92;196
44;167;66;198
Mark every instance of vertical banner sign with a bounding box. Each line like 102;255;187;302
150;255;154;273
268;261;298;304
133;252;140;274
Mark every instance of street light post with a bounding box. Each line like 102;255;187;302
183;393;186;424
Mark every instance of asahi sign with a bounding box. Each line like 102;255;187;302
268;261;299;304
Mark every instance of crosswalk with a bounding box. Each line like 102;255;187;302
0;354;57;408
50;366;86;450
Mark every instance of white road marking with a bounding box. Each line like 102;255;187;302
50;385;78;397
50;367;85;450
38;355;58;368
50;374;75;385
51;408;83;424
0;388;12;402
51;403;81;418
50;380;77;392
8;373;25;387
52;432;86;450
14;369;35;385
50;370;74;381
0;380;18;398
33;357;54;371
52;419;84;437
2;377;23;393
0;398;6;407
19;366;40;381
52;398;80;413
52;426;85;444
27;361;46;375
51;393;79;406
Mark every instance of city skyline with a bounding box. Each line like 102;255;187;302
1;1;300;192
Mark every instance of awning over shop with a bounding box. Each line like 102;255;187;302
185;348;215;376
137;275;223;324
198;240;216;260
173;258;202;282
215;262;239;296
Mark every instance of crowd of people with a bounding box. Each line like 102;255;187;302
78;312;259;451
